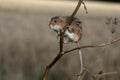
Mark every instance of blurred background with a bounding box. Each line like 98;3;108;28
0;0;120;80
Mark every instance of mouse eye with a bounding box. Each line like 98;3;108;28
54;20;57;23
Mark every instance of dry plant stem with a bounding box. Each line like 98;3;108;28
59;30;64;52
77;68;95;80
97;72;120;79
71;0;83;18
42;53;63;80
76;42;83;80
83;68;120;80
77;69;88;80
79;70;88;80
64;37;120;54
42;0;83;80
82;2;88;14
42;30;66;80
42;31;64;80
84;68;96;79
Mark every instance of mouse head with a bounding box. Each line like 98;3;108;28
49;16;67;33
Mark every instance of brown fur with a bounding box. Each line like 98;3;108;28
68;19;83;42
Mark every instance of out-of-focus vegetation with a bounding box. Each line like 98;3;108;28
45;0;120;2
0;0;120;80
94;0;120;2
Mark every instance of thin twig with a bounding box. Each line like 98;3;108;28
76;42;83;76
64;37;120;54
42;53;63;80
59;30;64;52
84;68;96;79
79;70;88;80
97;72;120;79
81;68;120;80
82;1;88;14
77;69;88;80
71;0;83;18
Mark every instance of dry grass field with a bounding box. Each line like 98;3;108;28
0;0;120;80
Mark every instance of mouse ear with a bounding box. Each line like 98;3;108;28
60;16;67;21
51;16;59;21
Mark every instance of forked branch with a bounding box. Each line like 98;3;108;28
77;68;120;80
42;0;83;80
64;37;120;54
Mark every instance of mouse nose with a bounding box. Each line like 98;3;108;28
49;23;55;28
